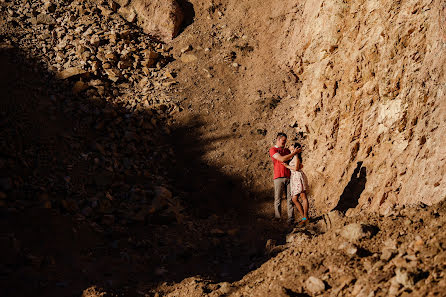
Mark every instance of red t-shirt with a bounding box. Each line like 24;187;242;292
269;146;291;179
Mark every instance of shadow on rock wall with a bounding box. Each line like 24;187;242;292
0;46;289;297
333;161;367;214
177;0;195;33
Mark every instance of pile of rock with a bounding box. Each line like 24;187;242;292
158;201;446;297
0;0;186;230
0;0;180;111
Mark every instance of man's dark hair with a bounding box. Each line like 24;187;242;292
276;132;287;139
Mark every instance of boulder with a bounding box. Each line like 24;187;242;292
118;6;137;23
125;0;184;42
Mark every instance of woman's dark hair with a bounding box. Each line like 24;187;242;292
293;142;301;149
293;142;303;163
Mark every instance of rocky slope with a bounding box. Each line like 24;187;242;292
0;0;182;236
159;200;446;297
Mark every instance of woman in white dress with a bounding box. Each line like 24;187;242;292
283;143;309;224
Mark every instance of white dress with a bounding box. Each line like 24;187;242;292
289;156;308;196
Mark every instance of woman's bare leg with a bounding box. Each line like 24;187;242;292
292;195;304;217
300;192;309;219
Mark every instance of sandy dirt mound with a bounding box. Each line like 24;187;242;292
159;200;446;297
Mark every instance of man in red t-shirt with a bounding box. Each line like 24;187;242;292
269;132;301;223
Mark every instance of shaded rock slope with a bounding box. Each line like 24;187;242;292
160;201;446;297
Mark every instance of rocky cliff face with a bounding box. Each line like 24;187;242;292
164;0;445;215
279;0;446;214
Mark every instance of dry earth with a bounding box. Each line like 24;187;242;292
159;201;446;297
0;0;445;296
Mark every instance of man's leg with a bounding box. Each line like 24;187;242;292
286;179;294;222
273;178;284;219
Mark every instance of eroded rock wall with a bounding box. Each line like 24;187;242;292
283;0;446;213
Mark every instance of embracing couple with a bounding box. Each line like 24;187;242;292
269;132;309;225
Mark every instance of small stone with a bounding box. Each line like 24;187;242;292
345;245;358;256
142;67;151;75
107;0;119;11
42;201;52;209
72;81;88;94
180;53;197;63
286;232;310;244
102;214;115;225
56;67;88;79
90;35;101;47
115;0;130;7
394;267;414;288
381;248;396;261
105;52;118;62
141;59;156;68
154;186;172;201
117;59;132;69
180;45;192;53
340;223;375;242
164;70;175;79
91;61;101;73
104;68;122;82
305;276;325;295
317;210;344;232
61;199;79;212
265;239;276;254
82;207;93;217
102;62;112;69
107;32;119;44
36;13;56;25
218;282;231;294
142;49;159;59
82;286;108;297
